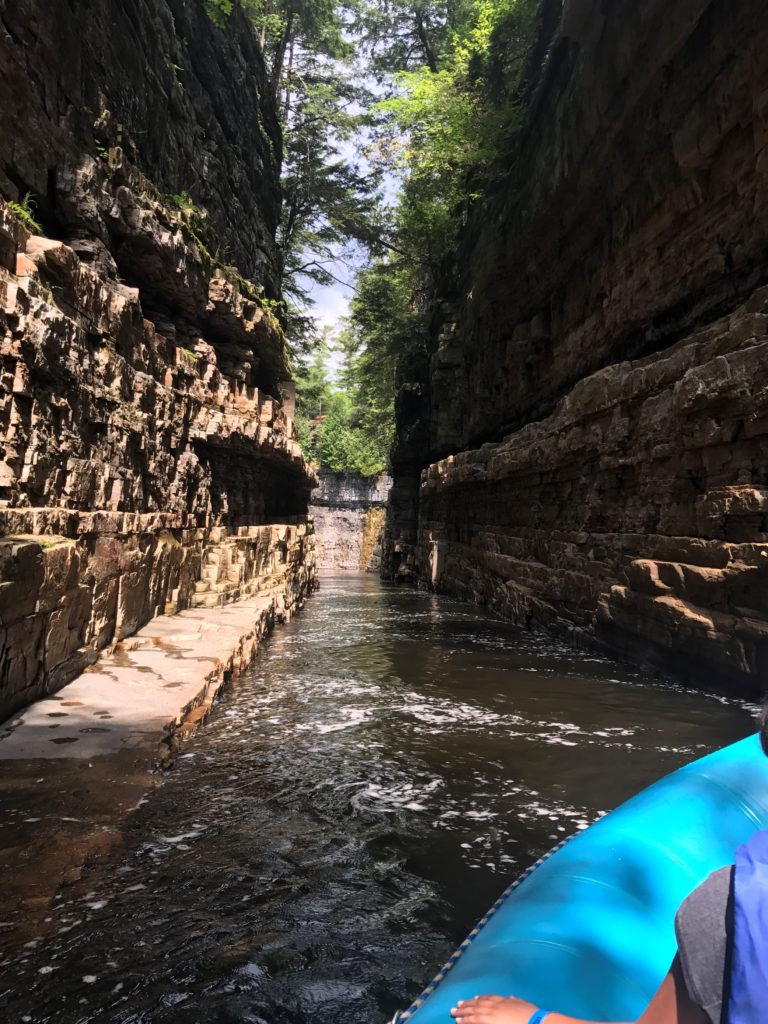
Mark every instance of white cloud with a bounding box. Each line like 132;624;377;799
313;283;350;332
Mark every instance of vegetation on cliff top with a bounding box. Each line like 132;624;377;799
206;0;538;476
293;329;392;477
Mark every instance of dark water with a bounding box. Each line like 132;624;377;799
0;576;757;1024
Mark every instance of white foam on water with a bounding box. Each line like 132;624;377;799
397;691;507;728
295;707;371;734
350;777;443;815
160;828;206;845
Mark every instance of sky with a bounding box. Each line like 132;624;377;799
308;280;351;381
313;280;352;334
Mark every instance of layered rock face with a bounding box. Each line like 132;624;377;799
312;471;390;572
0;2;316;719
385;0;768;693
0;0;280;295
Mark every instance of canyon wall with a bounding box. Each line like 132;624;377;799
385;0;768;694
312;471;390;572
0;0;316;720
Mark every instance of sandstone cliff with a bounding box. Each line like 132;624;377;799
312;470;390;572
0;0;316;720
385;0;768;694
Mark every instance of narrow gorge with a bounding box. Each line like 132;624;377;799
1;1;767;1022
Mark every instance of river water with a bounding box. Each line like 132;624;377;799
0;575;757;1024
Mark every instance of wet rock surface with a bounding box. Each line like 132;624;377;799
1;527;314;763
0;536;315;952
415;294;768;693
385;0;768;693
0;0;322;966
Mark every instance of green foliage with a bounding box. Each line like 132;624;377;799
352;1;456;77
204;0;233;26
376;0;537;223
293;339;333;462
339;0;538;458
279;69;382;330
317;391;355;471
38;536;66;550
8;193;42;234
317;389;390;476
163;190;208;248
245;0;351;87
347;265;417;439
197;0;539;476
348;433;390;477
292;331;391;476
259;295;288;332
252;2;385;353
166;191;202;216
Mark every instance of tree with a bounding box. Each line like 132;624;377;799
336;318;396;475
206;1;540;475
377;0;539;217
294;335;332;419
339;0;539;480
243;0;350;100
292;335;332;462
206;1;387;353
352;1;460;79
241;2;393;355
278;53;382;315
317;391;355;471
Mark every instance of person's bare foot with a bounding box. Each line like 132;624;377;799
450;995;538;1023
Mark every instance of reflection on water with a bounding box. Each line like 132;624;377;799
0;575;757;1024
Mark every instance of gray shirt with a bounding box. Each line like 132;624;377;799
674;866;733;1024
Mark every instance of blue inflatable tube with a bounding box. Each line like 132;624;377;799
396;734;768;1023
